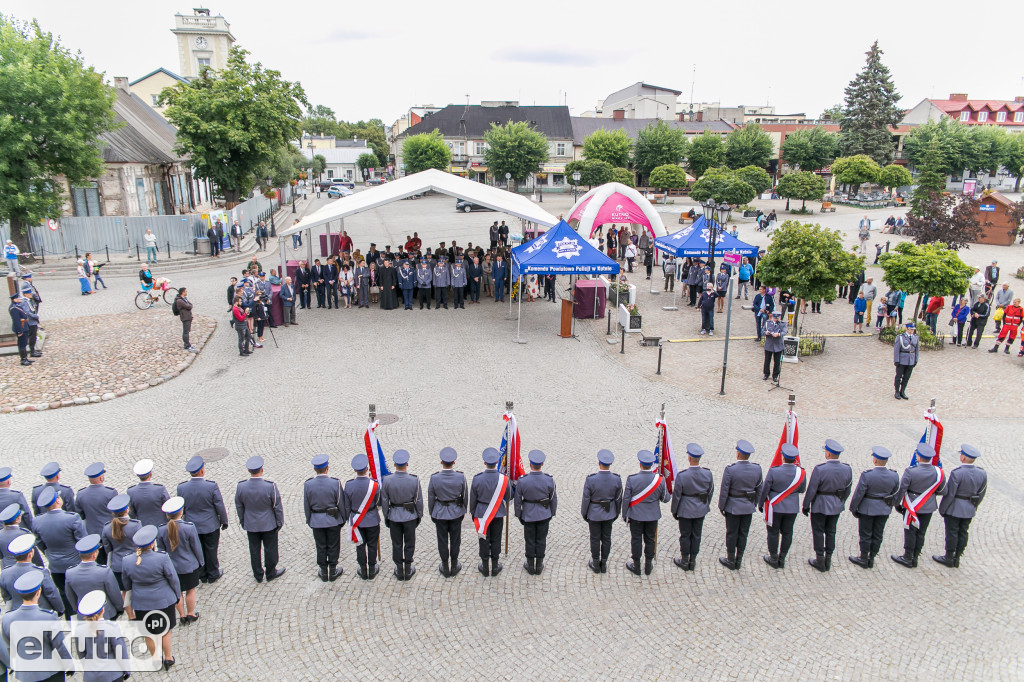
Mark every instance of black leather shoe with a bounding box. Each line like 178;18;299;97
368;564;379;579
318;568;328;582
673;556;688;570
394;566;405;581
491;561;503;576
808;556;828;572
523;559;535;575
719;556;737;570
625;560;641;576
357;567;368;580
405;564;416;579
849;554;872;568
266;568;286;581
932;553;956;567
644;559;654;575
891;553;915;568
328;567;342;581
449;561;462;577
599;560;607;573
763;554;780;569
534;559;544;575
439;561;450;578
254;574;264;583
29;351;42;357
900;391;909;400
588;559;601;574
478;561;489;577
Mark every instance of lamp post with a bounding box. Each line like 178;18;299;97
505;172;512;193
705;199;731;271
265;175;276;235
307;141;315;197
572;171;581;204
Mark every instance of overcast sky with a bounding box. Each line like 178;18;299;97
6;0;1024;125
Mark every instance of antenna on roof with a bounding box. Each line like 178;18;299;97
689;65;695;121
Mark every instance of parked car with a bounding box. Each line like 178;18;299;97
327;186;353;198
455;199;494;213
331;179;355;189
366;178;387;186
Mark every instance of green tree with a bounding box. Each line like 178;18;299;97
689;173;756;205
755;221;864;331
356;152;378;174
402;130;450;173
261;144;306;187
878;241;973;317
1005;133;1024;192
906;193;981;251
877;164;912;191
969;126;1009;176
839;41;902;165
582;128;632;167
775;171;827;210
831;154;880;193
482;120;549;189
162;46;307;205
902;118;972;175
351;119;389;166
611;167;635;187
648;164;690;189
0;18;117;251
311;154;326;180
781;128;838;171
685;131;725;178
303;104;344;137
724;123;774;169
633;120;688;176
820;104;844;121
910;140;947;215
565;159;614;187
733;165;772;195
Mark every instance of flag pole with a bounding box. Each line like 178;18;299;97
504;400;513;556
654;402;665;555
369;402;381;562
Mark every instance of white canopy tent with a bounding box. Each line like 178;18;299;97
276;169;560;273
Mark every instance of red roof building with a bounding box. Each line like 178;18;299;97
902;93;1024;129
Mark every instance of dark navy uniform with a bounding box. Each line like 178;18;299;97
0;536;63;614
934;444;987;568
717;440;763;570
0;468;34;530
380;450;423;581
513;451;557;575
303;454;346;581
2;572;72;680
343;455;381;579
802;440;853;571
757;445;806;569
432;259;451;308
470;448;511;577
416;262;433;309
121;526;181;629
32;462;76;516
77;463;119;547
450;261;468;309
581;450;622;573
427;448;469;577
64;535;124;621
234;457;285;582
176;455;229;583
892;444;946;568
670;444;714;571
622;451;668;576
127;462;170;528
848;447;900;568
32;487;86;615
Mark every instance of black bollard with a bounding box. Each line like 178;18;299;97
620;327;625;354
75;246;80;260
105;246;110;262
136;244;140;261
607;309;612;335
656;343;663;375
166;241;171;260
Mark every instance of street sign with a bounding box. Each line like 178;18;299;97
46;219;58;231
979;204;996;212
723;252;741;265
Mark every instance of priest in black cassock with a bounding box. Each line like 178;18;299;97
379;260;400;310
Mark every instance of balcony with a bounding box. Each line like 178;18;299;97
450;154;468;163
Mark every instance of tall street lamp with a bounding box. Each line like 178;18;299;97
572;171;581;204
307;140;315;197
265;175;276;235
704;198;731;271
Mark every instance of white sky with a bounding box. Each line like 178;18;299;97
5;0;1023;125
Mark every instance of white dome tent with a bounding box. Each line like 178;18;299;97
567;182;668;239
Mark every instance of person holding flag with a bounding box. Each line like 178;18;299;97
670;443;714;572
654;417;679;497
802;440;853;573
933;444;987;569
911;408;943;468
470;448;511;578
891;443;946;569
499;411;526;485
717;440;763;571
757;444;806;569
770;408;799;468
622;450;668;576
364;421;392;481
344;454;382;580
513;450;557;576
847;446;900;569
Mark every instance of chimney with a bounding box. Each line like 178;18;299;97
114;76;130;92
612;109;625;120
1015;96;1024;103
949;93;968;101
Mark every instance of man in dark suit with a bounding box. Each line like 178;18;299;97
492;255;508;302
326;257;340;309
311;259;326;308
280;277;296;326
295;261;311;309
206;224;219;258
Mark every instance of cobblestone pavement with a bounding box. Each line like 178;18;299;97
1;196;1021;679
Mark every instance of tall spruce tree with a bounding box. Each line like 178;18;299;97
839;41;902;165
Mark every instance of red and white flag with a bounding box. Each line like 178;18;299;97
474;473;509;538
654;419;678;494
499;412;525;483
764;466;805;525
349;479;379;545
770;410;799;467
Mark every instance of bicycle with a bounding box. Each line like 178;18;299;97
134;278;178;310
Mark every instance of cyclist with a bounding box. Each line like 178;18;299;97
139;266;159;304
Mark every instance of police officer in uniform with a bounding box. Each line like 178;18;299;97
73;590;132;681
102;494;142;601
450;258;468;309
891;443;946;568
758;444;805;569
0;467;33;530
433;256;451;309
470;448;511;577
303;454;346;582
513;450;557;576
581;450;622;574
717;440;762;570
122;525;180;671
234;457;285;583
0;504;35;569
933;444;987;568
77;462;118;564
0;535;63;614
416;257;433;309
381;450;423;581
670;443;714;571
802;439;853;572
177;455;229;584
2;571;72;676
847;446;900;569
427;447;469;578
63;534;123;620
343;454;381;580
32;485;86;616
32;462;75;516
622;450;668;576
127;459;170;528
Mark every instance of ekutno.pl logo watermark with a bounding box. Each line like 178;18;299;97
10;615;167;674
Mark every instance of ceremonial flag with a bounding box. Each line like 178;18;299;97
654;419;678;494
364;421;391;481
910;410;943;468
770;409;799;467
499;412;525;482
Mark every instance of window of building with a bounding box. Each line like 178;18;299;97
977;111;988;122
71;183;101;217
197;57;211;67
996;111;1006;122
153;181;166;215
1015;112;1023;123
556;142;566;156
552;173;565;186
474;142;485;155
135;178;148;214
959;111;970;122
151;94;159;106
327;169;334;178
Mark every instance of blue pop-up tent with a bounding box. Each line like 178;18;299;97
510;220;620;342
653;216;759;258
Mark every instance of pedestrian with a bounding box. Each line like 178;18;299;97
471;448;511;578
492;255;507;302
0;473;34;537
76;259;94;295
302;454;345;583
177;455;228;584
101;494;141;600
144;228;158;263
847;446;899;569
965;295;990;349
758;444;806;569
697;284;716;336
802;440;853;572
234;456;285;583
9;292;35;366
3;239;20;274
853;292;866;333
949;299;969;346
581;449;622;574
661;254;676;292
231;296;252;356
4;572;73;663
157;497;202;624
77;463;118;549
893;322;919;400
857;216;871;255
753;285;774;341
717;440;762;571
207;222;219;258
256;221;268;251
874;301;886;330
993;282;1014;332
873;243;883;264
231;220;243;251
514;450;557;576
932;444;986;569
715;266;728;313
924;294;944;334
127;459;170;527
215;220;225;257
428;447;469;578
85;252;107;290
122;525;180;671
988;297;1022;354
381;450;423;581
344;454;382;580
643;247;653;280
891;443;945;569
968;267;985;307
624;241;637;273
670;443;713;571
291;219;302;249
736;257;752;300
498;221;509;247
622;449;667;576
172;287;197;352
762;310;786;382
73;590;131;677
34;462;75;517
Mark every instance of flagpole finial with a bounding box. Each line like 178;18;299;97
929;398;936;410
659;403;665;420
788;394;796;408
369;404;376;422
505;400;513;412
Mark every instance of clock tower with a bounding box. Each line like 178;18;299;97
171;8;235;78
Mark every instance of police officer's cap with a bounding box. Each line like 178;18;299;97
637;450;657;466
40;462;60;479
20;273;32;280
351;454;369;472
771;310;782;317
482;448;501;465
915;443;935;460
8;534;34;557
0;503;22;524
0;467;11;482
133;459;154;477
36;486;58;508
186;455;205;473
392;450;410;466
960;444;980;460
597;449;614;466
904;321;916;329
106;494;130;514
14;570;43;595
686;443;705;458
871;446;892;461
75;534;101;555
8;293;17;300
84;462;105;478
132;525;158;548
439;447;458;464
246;456;264;472
736;440;755;456
78;590;107;617
823;439;845;456
781;444;799;460
311;454;329;469
528;450;546;466
162;497;185;515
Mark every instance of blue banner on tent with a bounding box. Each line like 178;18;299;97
653;216;759;258
511;220;620;280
